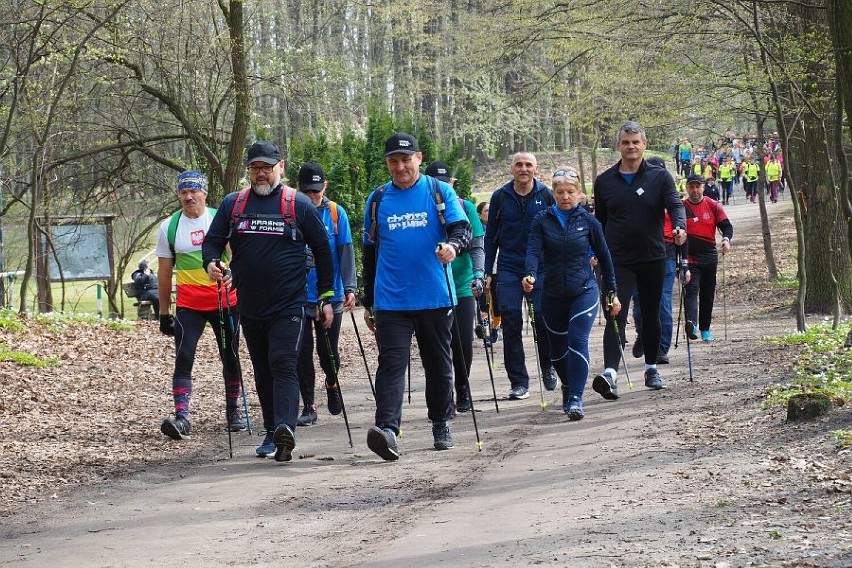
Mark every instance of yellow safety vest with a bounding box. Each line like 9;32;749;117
719;163;734;181
766;161;782;182
743;162;759;183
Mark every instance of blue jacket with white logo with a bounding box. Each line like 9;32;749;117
525;206;616;299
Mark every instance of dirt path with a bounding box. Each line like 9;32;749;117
2;198;850;567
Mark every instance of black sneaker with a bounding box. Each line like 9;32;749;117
508;386;529;400
455;396;471;413
296;406;317;427
644;368;666;390
685;320;699;341
326;381;343;416
227;407;246;432
632;336;644;359
367;426;400;461
273;424;296;462
543;367;558;391
432;422;454;450
592;371;620;400
161;415;191;440
656;353;670;365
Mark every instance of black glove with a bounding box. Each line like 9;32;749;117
159;314;175;336
471;277;485;297
475;322;485;340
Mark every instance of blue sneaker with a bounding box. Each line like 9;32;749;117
562;395;584;421
701;330;713;341
256;431;275;458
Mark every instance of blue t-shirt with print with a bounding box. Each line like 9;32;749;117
364;175;466;311
306;200;352;303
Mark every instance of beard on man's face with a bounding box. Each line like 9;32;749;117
252;183;273;196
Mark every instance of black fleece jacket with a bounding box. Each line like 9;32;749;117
593;159;686;265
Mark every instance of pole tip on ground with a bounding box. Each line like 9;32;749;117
476;441;483;451
540;402;547;410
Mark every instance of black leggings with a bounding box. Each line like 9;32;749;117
450;296;476;397
604;260;666;369
685;261;718;332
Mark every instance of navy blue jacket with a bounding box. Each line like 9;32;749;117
484;179;554;275
526;206;616;299
594;159;686;265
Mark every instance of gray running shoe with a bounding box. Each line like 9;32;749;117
367;426;400;461
592;371;620;400
508;386;530;400
273;424;296;462
432;422;454;450
644;368;666;390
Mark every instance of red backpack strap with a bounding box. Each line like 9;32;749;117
230;188;252;221
280;186;297;222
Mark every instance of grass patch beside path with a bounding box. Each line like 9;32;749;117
763;321;852;409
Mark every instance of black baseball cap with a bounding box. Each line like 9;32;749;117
686;174;704;185
384;132;420;157
425;161;452;183
245;141;282;165
298;162;326;192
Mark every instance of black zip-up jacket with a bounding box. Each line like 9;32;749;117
484;179;554;275
594;159;686;265
202;184;333;319
525;206;616;299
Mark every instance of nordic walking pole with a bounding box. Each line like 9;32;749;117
674;249;686;350
440;245;483;451
319;319;353;448
349;311;376;397
606;291;634;391
221;267;252;435
480;292;500;413
523;278;547;410
675;249;694;383
214;261;234;459
721;250;728;341
407;351;412;405
484;288;497;367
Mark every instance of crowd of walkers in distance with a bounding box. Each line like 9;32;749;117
674;134;785;205
150;122;734;463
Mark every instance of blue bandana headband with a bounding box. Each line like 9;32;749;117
176;171;208;194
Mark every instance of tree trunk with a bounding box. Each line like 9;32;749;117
826;0;852;270
754;116;780;280
221;1;251;199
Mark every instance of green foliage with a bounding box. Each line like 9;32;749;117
0;344;59;368
32;312;135;332
771;276;799;290
0;310;25;331
763;322;852;408
832;430;852;448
